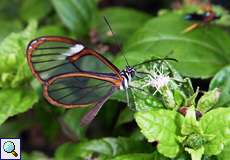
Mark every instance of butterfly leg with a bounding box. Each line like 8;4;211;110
125;88;130;107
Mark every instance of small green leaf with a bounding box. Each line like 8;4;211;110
0;88;38;125
185;147;204;160
114;13;230;78
55;137;152;159
51;0;97;36
97;7;150;43
135;109;184;158
161;86;176;109
63;108;88;139
116;107;134;127
217;141;230;160
200;108;230;155
181;107;202;135
110;153;154;160
197;88;221;114
174;89;184;108
20;0;52;21
209;65;230;107
183;133;206;150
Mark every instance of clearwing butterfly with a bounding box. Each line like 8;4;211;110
27;36;139;126
183;3;221;33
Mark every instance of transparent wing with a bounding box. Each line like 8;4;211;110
27;36;81;82
44;73;116;107
27;36;121;82
80;87;115;126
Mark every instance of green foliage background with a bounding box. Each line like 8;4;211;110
0;0;229;159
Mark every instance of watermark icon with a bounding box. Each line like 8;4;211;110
0;138;21;160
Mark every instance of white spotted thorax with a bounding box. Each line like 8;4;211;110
63;44;84;56
119;66;136;90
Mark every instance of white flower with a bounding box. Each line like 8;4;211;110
144;63;171;94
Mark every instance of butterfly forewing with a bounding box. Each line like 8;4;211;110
27;36;121;83
74;54;116;74
44;73;117;108
27;36;83;82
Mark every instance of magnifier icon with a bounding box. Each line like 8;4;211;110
3;141;18;157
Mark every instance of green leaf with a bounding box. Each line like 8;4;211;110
110;90;126;102
0;20;38;127
217;141;230;160
133;91;164;111
51;0;97;36
0;20;37;88
197;89;221;114
183;133;206;151
97;7;150;43
0;116;33;137
110;153;154;160
0;20;22;41
55;137;152;159
20;0;52;21
116;108;134;127
200;108;230;155
130;76;164;111
114;13;230;78
135;109;184;158
0;88;38;125
55;143;87;160
209;65;230;107
36;25;67;37
63;108;88;139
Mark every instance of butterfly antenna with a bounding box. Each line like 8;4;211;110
103;16;130;66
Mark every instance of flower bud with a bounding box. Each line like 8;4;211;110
178;107;202;119
161;86;176;109
197;88;221;114
183;133;206;150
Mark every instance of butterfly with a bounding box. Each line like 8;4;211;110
183;3;221;33
27;35;151;126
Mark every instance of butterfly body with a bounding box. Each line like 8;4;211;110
119;66;136;90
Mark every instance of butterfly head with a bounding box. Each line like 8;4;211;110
125;66;136;78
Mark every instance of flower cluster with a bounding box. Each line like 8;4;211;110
143;62;171;95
